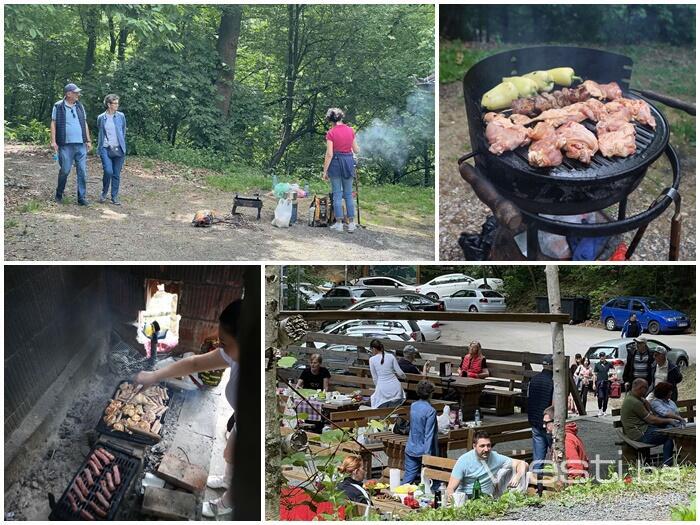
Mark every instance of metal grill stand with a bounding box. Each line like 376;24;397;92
458;150;682;260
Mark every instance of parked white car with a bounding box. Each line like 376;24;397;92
415;273;504;300
343;297;441;341
351;276;416;296
443;289;507;312
323;318;440;342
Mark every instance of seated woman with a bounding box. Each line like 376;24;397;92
649;381;686;428
296;354;330;391
336;456;372;506
459;341;490;379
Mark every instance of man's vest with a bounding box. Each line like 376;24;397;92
54;100;88;145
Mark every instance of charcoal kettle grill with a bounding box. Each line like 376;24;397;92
458;46;689;260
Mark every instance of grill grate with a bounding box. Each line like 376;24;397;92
95;381;173;446
480;91;665;180
49;444;140;521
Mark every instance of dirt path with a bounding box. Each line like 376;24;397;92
439;81;697;261
4;144;434;261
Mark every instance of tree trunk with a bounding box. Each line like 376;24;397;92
214;6;243;119
264;268;283;519
108;16;117;55
81;7;100;75
268;5;303;169
232;266;262;520
117;27;129;62
545;265;567;481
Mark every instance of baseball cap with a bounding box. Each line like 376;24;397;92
598;351;607;357
634;337;647;344
653;347;667;355
402;345;417;356
542;355;553;366
64;83;82;94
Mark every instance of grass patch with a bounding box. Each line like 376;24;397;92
359;184;434;229
5;219;19;228
20;200;43;213
141;158;155;170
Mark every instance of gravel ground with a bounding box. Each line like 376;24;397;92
497;486;694;521
439;82;697;261
4;143;434;261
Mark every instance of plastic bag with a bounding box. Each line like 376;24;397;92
271;198;292;228
273;182;292;199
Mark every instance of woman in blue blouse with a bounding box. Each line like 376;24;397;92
96;94;127;205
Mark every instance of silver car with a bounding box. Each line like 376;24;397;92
315;286;376;309
443;289;507;312
584;338;690;380
352;276;416;296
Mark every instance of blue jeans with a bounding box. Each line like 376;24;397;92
640;425;674;465
403;453;422;484
56;143;87;202
99;147;125;200
596;380;610;412
531;425;550;475
329;175;355;221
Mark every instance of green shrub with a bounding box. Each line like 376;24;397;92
4;119;50;144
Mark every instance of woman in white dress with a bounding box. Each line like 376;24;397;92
368;340;406;408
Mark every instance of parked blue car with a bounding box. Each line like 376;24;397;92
601;296;691;334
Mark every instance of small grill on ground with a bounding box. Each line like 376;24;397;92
458;46;688;260
232;193;263;220
48;443;140;521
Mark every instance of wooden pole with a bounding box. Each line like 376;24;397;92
544;265;567;480
265;267;283;520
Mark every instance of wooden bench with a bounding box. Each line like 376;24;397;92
611;399;696;464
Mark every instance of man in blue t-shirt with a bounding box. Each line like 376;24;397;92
50;83;92;205
446;431;529;500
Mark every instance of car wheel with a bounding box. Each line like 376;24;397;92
468;305;478;312
427;293;439;301
647;321;660;335
676;358;689;369
605;317;616;331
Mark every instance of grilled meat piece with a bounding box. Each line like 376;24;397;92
527;122;567;168
511;85;592;116
606;98;656;129
511;97;536;116
582;80;622;100
484;113;531;155
598;122;636;158
527;102;596;128
557;122;599;164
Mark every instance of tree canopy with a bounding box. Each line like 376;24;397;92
4;4;435;185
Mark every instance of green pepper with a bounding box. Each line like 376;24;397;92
481;81;519;110
547;67;582;87
502;76;539;97
522;71;554;92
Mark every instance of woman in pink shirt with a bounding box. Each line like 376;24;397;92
322;108;360;232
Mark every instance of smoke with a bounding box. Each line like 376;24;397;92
356;86;434;171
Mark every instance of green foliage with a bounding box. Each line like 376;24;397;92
440;5;696;46
319;429;345;444
277;356;297;369
671;496;696;521
4;119;50;144
403;491;539;521
20;200;43;213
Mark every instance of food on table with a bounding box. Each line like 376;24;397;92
527;122;566;168
556;122;599;164
394;484;419;494
502;76;539;97
546;67;582;87
484;112;531;155
375;493;401;502
481;81;519;110
403;494;420;509
522;70;554;92
102;382;169;436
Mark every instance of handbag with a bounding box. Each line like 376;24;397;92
393;416;410;436
107;145;124;158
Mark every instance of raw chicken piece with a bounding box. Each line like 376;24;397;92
484;113;531;155
527;102;595;128
528;122;567;168
557;122;599;164
583;98;607;122
598;122;636;158
613;98;656;129
582;80;622;100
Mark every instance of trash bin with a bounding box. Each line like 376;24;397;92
535;296;591;324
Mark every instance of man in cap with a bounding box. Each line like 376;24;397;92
593;351;614;417
397;345;427;375
623;337;654;393
51;83;92;205
526;354;554;489
650;347;683;401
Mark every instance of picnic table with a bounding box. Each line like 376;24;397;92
348;365;497;419
371;431;450;470
657;425;696;464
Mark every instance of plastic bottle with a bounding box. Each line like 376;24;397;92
474;409;481;427
458;409;463;427
438;482;447;507
303;182;310;195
